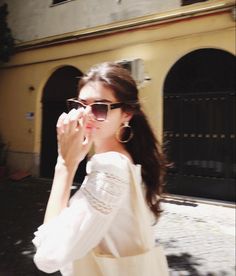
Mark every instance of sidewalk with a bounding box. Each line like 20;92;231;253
155;196;235;276
0;177;235;276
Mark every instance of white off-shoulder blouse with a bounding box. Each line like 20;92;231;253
32;152;154;276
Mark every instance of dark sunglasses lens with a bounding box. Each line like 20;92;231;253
67;100;77;111
67;101;84;111
92;104;108;121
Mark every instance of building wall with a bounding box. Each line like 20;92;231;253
0;0;180;43
0;1;235;175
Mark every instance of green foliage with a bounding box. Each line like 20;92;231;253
0;3;15;63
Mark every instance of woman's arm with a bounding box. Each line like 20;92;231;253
43;159;75;223
33;152;130;273
44;107;93;223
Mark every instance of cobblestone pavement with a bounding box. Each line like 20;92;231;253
0;177;235;276
154;196;235;276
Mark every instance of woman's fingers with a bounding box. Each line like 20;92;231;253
56;112;67;135
57;107;92;142
57;108;84;134
81;108;95;155
79;106;91;130
56;107;93;166
67;108;83;132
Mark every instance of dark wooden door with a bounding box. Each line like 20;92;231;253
164;91;235;200
163;49;236;201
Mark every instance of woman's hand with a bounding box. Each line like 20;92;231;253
43;108;94;223
56;107;94;173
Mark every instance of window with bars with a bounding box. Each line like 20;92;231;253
52;0;74;5
181;0;208;6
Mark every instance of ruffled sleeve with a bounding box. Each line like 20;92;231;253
32;152;130;273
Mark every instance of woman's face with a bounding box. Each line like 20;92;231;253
78;81;131;145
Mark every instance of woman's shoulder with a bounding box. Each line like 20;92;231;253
86;151;130;176
86;151;142;182
91;151;130;166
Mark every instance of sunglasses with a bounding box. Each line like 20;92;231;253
66;98;124;121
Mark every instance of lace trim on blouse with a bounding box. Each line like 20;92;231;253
80;170;129;215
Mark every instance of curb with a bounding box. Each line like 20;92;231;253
163;193;236;208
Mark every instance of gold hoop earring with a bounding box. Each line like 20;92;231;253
116;121;133;143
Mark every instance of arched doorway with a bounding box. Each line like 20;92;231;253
164;48;235;201
40;66;87;183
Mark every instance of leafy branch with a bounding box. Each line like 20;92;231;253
0;3;15;63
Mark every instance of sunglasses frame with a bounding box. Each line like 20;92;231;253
66;98;124;121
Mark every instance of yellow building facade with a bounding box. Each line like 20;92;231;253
0;1;235;199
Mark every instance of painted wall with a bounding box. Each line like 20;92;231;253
0;9;235;175
0;0;180;43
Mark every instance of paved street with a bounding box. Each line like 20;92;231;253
0;177;235;276
155;196;235;276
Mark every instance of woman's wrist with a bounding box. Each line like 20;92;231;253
44;160;77;223
55;155;79;177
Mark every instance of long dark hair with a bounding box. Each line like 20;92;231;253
78;62;167;220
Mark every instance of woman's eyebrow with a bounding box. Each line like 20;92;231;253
78;98;112;103
94;99;112;103
77;98;87;104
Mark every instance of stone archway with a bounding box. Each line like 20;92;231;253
163;48;235;201
40;66;86;183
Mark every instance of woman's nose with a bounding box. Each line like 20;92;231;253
84;106;95;121
88;113;96;121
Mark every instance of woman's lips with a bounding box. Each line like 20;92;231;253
86;124;98;130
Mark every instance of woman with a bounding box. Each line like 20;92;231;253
33;62;168;275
